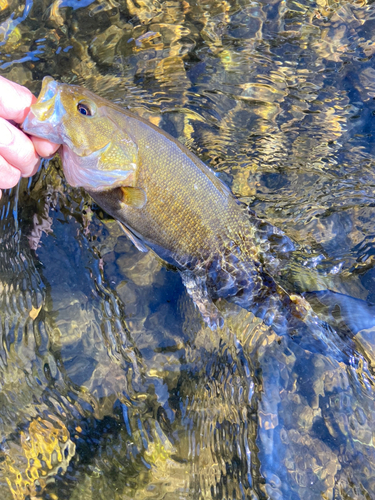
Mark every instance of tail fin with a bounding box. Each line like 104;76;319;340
182;260;352;363
232;272;353;362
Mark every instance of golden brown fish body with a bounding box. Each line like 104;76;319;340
23;77;313;330
23;78;255;261
86;115;257;267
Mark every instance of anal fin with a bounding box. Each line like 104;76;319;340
181;270;223;330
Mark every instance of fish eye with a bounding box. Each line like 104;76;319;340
77;102;92;116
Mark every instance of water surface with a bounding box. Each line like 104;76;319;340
1;0;375;499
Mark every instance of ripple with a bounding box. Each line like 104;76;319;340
1;0;375;498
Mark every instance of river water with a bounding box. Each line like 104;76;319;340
1;0;375;499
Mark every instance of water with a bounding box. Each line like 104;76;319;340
1;0;375;498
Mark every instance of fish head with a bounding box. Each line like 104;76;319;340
23;76;139;191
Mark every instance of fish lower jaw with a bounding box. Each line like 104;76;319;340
23;115;62;145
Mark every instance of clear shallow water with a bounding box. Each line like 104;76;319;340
1;0;375;499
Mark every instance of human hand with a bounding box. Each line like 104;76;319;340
0;76;59;200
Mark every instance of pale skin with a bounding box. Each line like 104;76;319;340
0;76;59;200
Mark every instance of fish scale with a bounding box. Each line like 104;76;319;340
119;113;246;258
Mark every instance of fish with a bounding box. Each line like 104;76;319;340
22;77;360;356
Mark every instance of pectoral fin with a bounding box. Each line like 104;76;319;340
117;221;148;252
120;186;147;209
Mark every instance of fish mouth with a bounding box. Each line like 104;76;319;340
30;76;59;122
23;76;65;144
38;76;58;101
29;76;64;123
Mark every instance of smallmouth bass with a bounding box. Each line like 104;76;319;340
23;77;339;341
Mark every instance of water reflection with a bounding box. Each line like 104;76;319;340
1;0;375;498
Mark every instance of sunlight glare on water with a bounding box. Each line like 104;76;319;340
1;0;375;499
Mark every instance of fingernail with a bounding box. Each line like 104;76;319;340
0;120;14;146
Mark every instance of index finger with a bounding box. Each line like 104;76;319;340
0;76;36;123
